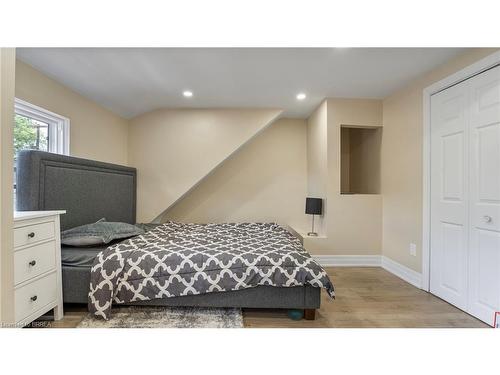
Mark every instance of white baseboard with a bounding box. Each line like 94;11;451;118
381;256;422;288
313;255;381;267
313;254;423;289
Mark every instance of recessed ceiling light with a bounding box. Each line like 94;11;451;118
183;90;193;97
296;93;306;100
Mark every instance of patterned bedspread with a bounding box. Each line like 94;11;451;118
89;222;335;319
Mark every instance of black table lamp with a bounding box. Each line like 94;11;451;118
305;197;322;236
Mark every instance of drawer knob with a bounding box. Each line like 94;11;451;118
483;215;492;223
27;232;35;238
28;260;36;267
30;295;37;302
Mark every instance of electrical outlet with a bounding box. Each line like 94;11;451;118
409;243;417;257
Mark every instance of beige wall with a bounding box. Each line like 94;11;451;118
306;98;383;255
0;48;15;323
166;118;309;231
347;127;382;194
340;127;351;193
306;101;328;235
15;60;129;165
128;108;281;222
381;48;499;272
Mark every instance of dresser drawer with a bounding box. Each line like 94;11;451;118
14;221;55;248
14;241;56;285
15;272;57;323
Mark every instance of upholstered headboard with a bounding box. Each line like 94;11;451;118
16;150;137;231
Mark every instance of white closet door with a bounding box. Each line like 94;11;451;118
468;65;500;325
430;80;469;310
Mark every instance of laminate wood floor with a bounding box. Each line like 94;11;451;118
42;267;488;328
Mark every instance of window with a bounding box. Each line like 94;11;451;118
14;98;70;156
14;99;70;206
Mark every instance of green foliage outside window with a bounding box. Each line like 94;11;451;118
14;114;48;156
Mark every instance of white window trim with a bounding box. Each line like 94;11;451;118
14;98;70;155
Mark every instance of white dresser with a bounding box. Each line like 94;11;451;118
13;211;65;327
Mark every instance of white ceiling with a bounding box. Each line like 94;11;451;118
17;48;464;119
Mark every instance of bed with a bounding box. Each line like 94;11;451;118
16;150;334;320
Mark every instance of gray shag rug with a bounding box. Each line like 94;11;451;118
77;306;243;328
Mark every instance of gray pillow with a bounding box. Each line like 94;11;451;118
61;218;145;247
135;223;161;233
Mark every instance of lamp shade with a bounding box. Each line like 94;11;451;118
305;197;322;215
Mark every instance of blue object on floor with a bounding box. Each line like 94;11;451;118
287;309;304;320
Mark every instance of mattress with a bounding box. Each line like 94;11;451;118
62;245;107;268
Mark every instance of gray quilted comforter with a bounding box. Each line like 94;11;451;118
89;222;335;319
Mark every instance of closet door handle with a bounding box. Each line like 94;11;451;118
483;215;492;223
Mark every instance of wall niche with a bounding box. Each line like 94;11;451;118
340;125;382;194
